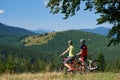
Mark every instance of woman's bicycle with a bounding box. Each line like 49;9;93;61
56;56;81;74
56;55;103;74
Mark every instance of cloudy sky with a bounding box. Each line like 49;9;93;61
0;0;112;31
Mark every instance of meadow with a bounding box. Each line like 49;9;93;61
0;72;120;80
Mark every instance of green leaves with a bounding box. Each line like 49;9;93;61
97;15;107;24
93;0;120;46
107;23;120;46
47;0;81;19
47;0;120;46
47;0;94;19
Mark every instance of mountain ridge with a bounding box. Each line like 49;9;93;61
80;27;111;36
32;28;53;34
0;22;36;45
0;23;35;36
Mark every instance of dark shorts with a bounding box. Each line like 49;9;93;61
64;56;74;64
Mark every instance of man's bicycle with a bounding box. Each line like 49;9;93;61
56;55;103;74
83;59;103;73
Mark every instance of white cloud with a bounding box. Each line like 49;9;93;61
0;9;4;14
44;0;49;6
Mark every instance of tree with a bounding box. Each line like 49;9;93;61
47;0;120;46
97;53;106;71
115;59;120;72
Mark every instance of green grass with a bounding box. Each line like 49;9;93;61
0;72;120;80
21;32;56;46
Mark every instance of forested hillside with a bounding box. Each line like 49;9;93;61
0;23;35;45
0;42;54;73
0;23;53;73
22;30;120;67
22;30;120;60
0;29;120;73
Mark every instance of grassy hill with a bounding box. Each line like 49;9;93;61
21;32;56;46
21;30;120;64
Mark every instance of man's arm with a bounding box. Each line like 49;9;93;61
77;49;83;55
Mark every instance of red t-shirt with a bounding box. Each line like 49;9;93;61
81;44;88;56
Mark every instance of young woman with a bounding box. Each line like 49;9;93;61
60;40;75;71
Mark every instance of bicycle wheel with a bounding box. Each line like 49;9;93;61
56;62;67;73
77;61;90;74
84;61;90;73
91;60;102;72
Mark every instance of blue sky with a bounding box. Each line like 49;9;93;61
0;0;112;31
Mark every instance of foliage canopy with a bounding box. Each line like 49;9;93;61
47;0;120;46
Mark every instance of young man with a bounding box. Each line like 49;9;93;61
59;40;75;71
77;39;88;73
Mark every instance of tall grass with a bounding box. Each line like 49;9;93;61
0;72;120;80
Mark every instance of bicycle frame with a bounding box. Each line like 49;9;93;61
84;59;99;71
62;56;81;71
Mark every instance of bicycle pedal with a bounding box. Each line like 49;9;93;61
67;68;74;71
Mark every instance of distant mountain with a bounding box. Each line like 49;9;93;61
80;27;111;36
32;28;53;34
0;23;35;36
0;23;36;45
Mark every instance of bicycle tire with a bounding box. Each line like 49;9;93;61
91;60;103;72
84;61;90;73
76;61;90;74
56;62;67;73
76;62;85;74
